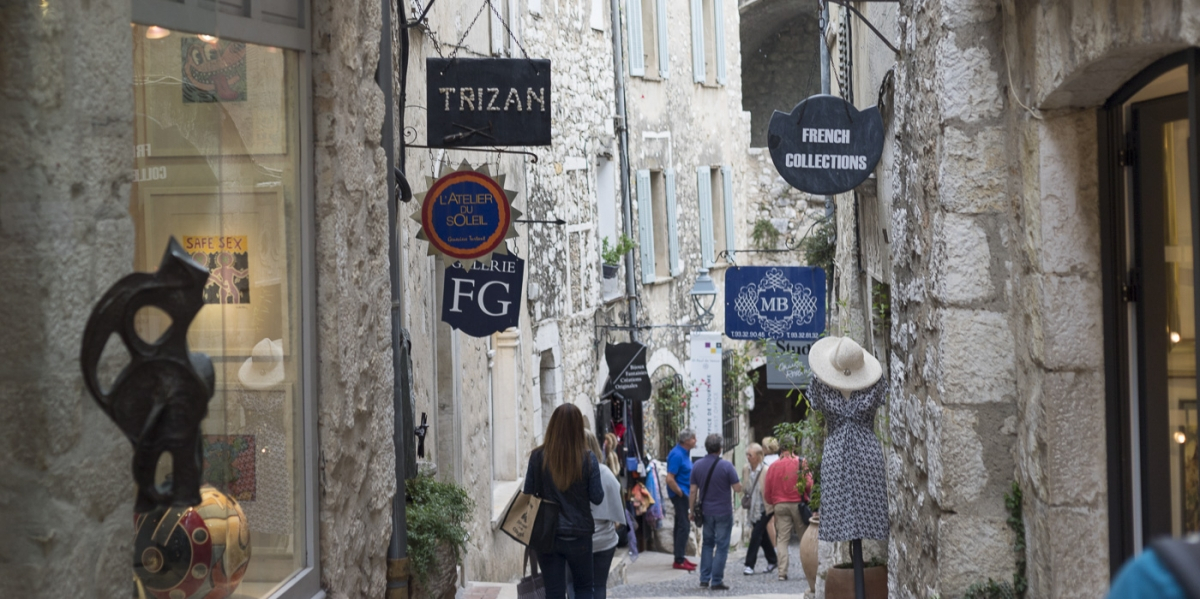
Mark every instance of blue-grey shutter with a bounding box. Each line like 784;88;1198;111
636;169;656;283
690;0;705;83
697;166;714;267
714;0;726;84
628;0;645;77
722;165;735;262
656;0;670;79
666;169;680;276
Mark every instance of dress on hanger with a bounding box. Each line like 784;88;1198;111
809;376;889;541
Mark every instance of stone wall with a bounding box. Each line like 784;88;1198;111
741;15;821;147
311;0;397;595
0;1;136;597
882;1;1200;597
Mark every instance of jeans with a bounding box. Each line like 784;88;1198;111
699;514;734;585
744;513;777;569
670;494;690;563
592;546;617;599
540;536;595;599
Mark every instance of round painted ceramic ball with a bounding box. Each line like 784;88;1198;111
134;485;252;599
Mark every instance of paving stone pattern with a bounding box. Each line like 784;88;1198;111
609;541;809;598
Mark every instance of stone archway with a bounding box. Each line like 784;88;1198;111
738;0;821;146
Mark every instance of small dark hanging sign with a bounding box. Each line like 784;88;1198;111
427;58;552;147
603;342;651;402
768;94;884;195
441;252;525;337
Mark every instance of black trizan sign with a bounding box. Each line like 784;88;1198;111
427;58;552;147
768;94;884;195
441;253;525;337
603;342;651;402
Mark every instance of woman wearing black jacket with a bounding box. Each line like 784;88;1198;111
523;403;604;599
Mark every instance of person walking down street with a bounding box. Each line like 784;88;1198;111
583;430;625;599
760;436;781;549
523;404;604;599
690;433;743;591
666;428;698;571
741;443;777;575
762;434;812;582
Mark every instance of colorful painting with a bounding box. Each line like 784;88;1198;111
202;435;256;502
184;236;251;305
182;37;248;103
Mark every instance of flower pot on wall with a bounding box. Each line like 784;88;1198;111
602;263;619;279
799;513;819;593
825;563;887;599
410;540;459;599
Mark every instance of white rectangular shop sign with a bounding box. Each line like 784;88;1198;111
688;331;723;459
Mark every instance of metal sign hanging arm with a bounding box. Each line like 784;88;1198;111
823;0;901;56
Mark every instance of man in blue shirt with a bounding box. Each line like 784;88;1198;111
690;433;742;590
667;428;698;571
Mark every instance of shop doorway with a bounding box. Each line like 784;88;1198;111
1101;49;1200;569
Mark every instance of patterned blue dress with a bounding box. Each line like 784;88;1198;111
809;376;889;541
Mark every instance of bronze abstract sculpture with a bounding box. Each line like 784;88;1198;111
81;237;216;512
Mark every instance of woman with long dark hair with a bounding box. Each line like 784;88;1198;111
523;403;604;599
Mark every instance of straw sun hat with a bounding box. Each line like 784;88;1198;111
807;336;882;392
238;338;285;390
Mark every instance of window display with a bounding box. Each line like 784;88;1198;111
131;23;306;598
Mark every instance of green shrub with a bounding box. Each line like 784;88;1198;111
406;475;474;583
751;219;782;250
601;234;637;265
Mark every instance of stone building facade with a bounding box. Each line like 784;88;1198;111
831;1;1200;598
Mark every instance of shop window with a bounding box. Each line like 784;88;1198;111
130;24;311;599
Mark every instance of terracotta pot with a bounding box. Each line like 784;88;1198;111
409;541;459;599
799;514;819;593
826;564;887;599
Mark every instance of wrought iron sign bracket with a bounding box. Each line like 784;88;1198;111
823;0;901;55
405;143;540;163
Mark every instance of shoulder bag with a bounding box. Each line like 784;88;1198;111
691;456;718;528
501;452;562;553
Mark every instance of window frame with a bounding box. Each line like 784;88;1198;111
130;1;321;597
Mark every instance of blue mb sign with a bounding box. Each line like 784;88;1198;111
724;266;826;341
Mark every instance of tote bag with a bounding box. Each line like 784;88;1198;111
517;547;546;599
500;458;560;552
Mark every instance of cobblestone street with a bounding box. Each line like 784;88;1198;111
609;538;811;599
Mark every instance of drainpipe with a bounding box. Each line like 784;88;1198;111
381;0;412;596
609;0;639;343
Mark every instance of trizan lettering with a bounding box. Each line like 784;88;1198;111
784;153;869;170
438;87;547;112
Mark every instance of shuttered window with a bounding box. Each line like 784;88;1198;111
636;169;656;283
690;0;705;83
714;0;726;84
697;166;714;267
656;0;670;79
666;169;680;276
627;0;646;77
721;165;735;261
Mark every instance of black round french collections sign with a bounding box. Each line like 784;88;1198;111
767;94;885;196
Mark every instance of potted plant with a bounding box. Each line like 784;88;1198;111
406;474;475;599
601;234;636;279
826;556;888;599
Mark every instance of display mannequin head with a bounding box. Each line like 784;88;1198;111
808;336;882;395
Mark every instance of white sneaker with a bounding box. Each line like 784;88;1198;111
764;564;778;574
743;566;755;575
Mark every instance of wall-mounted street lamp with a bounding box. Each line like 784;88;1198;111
690;268;719;329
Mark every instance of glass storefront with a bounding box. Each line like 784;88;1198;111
131;24;307;598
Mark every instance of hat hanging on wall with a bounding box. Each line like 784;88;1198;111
238;338;285;390
807;336;882;392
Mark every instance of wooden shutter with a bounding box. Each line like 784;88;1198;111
722;165;735;262
628;0;646;77
636;169;656;283
656;0;670;79
697;166;714;266
714;0;726;84
690;0;705;83
666;169;680;276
